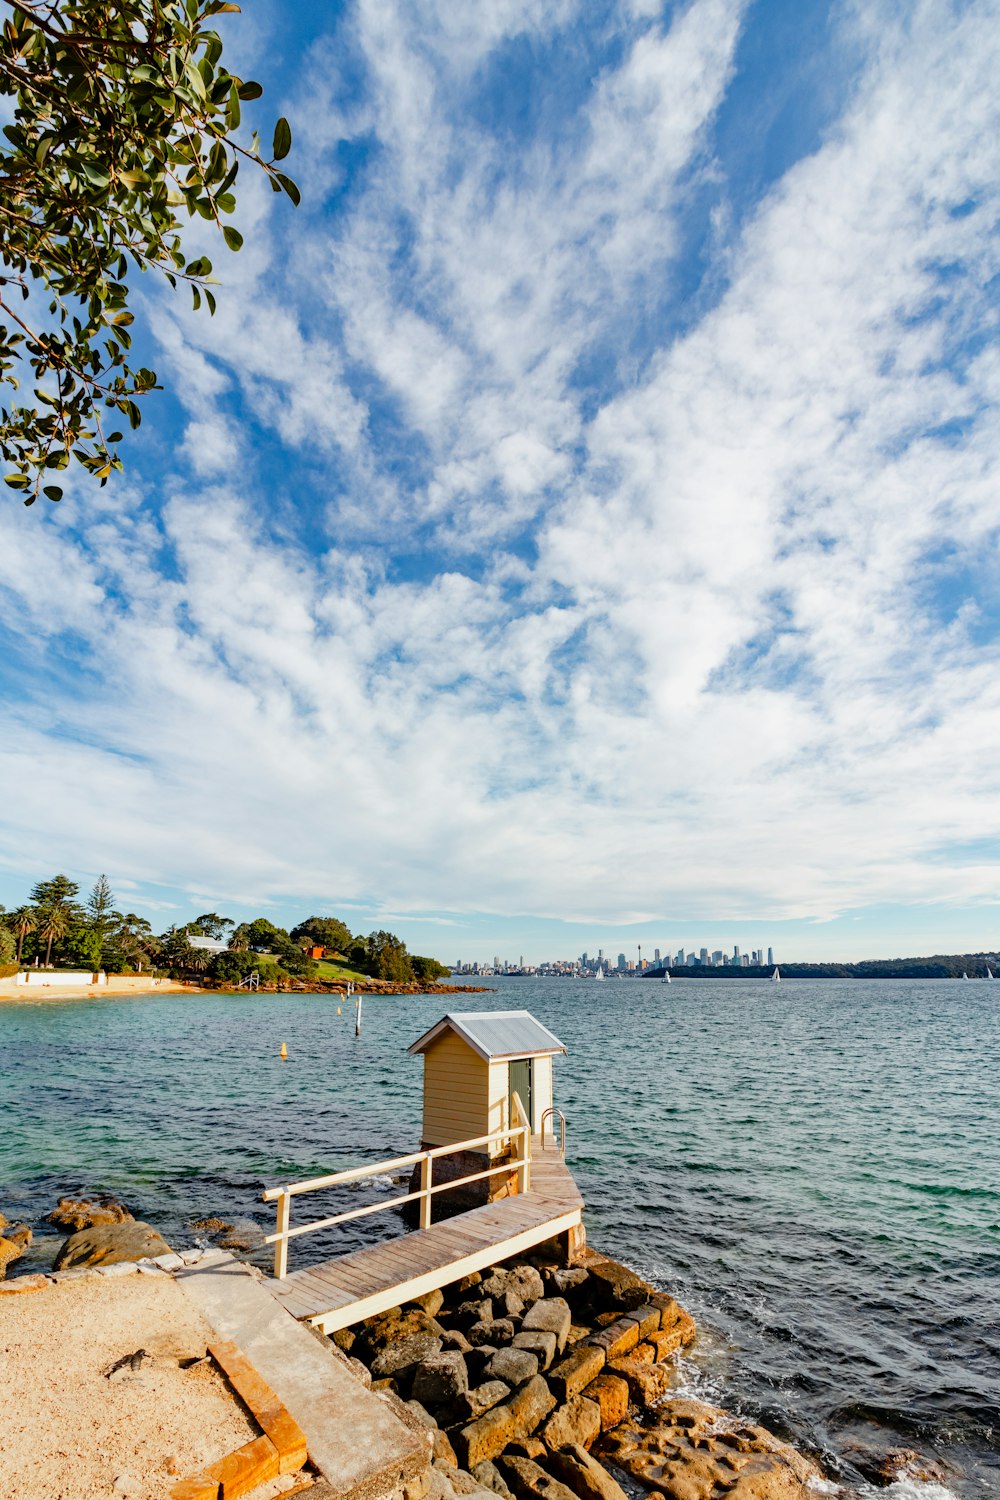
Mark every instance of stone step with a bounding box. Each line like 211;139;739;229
175;1252;431;1500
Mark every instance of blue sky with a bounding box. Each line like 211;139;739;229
2;0;1000;963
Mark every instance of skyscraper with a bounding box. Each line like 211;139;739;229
767;947;774;967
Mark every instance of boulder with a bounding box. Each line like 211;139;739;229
626;1306;661;1340
456;1375;556;1467
443;1330;475;1354
215;1218;265;1251
520;1299;571;1354
539;1395;602;1452
47;1195;133;1232
406;1400;438;1430
433;1430;459;1466
412;1352;470;1405
548;1268;589;1297
356;1307;444;1361
482;1265;545;1306
0;1236;27;1278
469;1321;500;1347
53;1221;171;1271
548;1443;630;1500
513;1330;557;1370
0;1211;7;1229
485;1347;539;1388
463;1381;512;1420
371;1333;444;1381
607;1357;669;1406
411;1288;446;1317
483;1318;515;1346
190;1216;231;1233
598;1398;824;1500
548;1345;605;1403
497;1456;577;1500
472;1460;514;1498
583;1257;650;1311
457;1298;494;1330
629;1342;655;1364
444;1468;503;1500
5;1224;31;1248
505;1439;547;1460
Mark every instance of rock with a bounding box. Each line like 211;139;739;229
472;1460;514;1498
583;1257;650;1311
467;1347;500;1382
486;1318;515;1346
627;1306;661;1340
48;1195;133;1232
548;1444;629;1500
540;1395;602;1452
872;1448;953;1486
513;1330;557;1371
433;1430;459;1466
585;1317;640;1362
215;1218;265;1251
53;1221;171;1271
190;1216;231;1233
457;1298;494;1330
598;1398;824;1499
6;1224;31;1248
548;1345;605;1403
445;1467;501;1500
412;1352;470;1405
456;1273;484;1293
497;1456;578;1500
348;1357;373;1387
548;1268;589;1297
356;1308;445;1361
456;1375;557;1467
607;1357;669;1405
482;1265;545;1306
412;1289;446;1317
372;1333;444;1381
521;1299;572;1354
485;1347;539;1388
407;1400;438;1429
505;1439;547;1460
332;1327;357;1354
0;1236;27;1278
646;1328;685;1361
0;1211;7;1228
459;1381;507;1420
469;1321;500;1347
630;1342;655;1364
372;1378;399;1393
497;1290;526;1320
443;1330;474;1354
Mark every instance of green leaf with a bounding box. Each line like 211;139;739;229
43;485;63;502
4;474;29;489
237;80;263;100
272;117;292;161
108;432;124;443
222;225;243;251
276;172;301;207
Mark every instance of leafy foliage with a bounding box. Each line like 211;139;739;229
290;915;353;955
0;922;15;964
0;0;297;505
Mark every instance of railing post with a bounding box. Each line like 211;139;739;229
517;1126;530;1195
274;1189;290;1279
420;1152;432;1230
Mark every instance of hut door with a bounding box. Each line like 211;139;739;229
509;1059;533;1132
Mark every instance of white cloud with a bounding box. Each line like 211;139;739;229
2;0;1000;939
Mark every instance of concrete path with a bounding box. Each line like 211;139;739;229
176;1251;430;1500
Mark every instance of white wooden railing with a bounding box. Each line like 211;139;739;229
262;1093;532;1279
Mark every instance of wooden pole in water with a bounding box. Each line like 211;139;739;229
355;993;362;1036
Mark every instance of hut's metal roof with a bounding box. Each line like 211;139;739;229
408;1010;566;1062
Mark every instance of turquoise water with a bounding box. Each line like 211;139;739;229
2;977;998;1495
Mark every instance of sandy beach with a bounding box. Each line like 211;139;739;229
0;976;209;1003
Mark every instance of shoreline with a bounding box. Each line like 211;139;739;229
0;977;490;1004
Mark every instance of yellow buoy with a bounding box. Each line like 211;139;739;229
280;1041;288;1060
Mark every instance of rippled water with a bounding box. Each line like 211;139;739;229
2;978;998;1495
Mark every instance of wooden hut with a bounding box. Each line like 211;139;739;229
407;1010;566;1206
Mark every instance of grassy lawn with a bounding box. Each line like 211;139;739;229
310;957;369;982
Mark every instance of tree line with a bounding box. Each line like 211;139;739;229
0;875;449;986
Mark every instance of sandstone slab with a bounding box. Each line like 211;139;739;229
607;1357;670;1405
497;1455;578;1500
585;1317;639;1362
548;1344;605;1403
456;1375;556;1467
540;1395;602;1452
47;1195;133;1231
587;1373;629;1432
547;1443;629;1500
521;1299;571;1354
372;1333;444;1381
598;1398;823;1500
412;1351;470;1405
513;1330;557;1370
486;1347;539;1388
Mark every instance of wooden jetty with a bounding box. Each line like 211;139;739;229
266;1133;582;1333
262;1011;584;1334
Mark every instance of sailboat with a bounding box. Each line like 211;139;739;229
593;966;606;981
662;971;671;984
961;971;969;980
987;968;994;979
771;967;781;982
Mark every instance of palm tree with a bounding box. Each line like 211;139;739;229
10;906;38;964
38;908;70;967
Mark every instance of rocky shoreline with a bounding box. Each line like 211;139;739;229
3;1197;949;1498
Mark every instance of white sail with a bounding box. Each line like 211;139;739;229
593;966;605;980
987;968;994;980
962;971;969;980
771;967;781;982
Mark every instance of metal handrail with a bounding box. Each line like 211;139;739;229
540;1107;567;1155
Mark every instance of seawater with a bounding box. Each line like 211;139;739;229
1;977;998;1496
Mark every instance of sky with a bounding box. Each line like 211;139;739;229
2;0;1000;965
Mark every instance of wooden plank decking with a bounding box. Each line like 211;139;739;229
268;1141;584;1334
